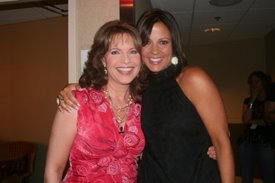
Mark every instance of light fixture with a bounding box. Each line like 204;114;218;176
204;27;221;32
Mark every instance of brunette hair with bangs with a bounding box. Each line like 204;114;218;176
136;8;188;75
79;20;147;102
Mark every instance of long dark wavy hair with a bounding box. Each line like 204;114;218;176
79;20;148;102
136;8;188;76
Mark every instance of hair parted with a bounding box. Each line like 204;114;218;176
79;20;148;102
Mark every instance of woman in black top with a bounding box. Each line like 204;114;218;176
239;71;274;183
135;9;234;183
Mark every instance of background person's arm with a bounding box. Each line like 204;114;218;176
265;101;275;123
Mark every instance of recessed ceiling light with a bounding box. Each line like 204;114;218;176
204;27;221;32
209;0;242;7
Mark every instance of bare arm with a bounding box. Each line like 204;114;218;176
44;109;77;183
265;101;275;123
58;83;80;112
177;66;235;183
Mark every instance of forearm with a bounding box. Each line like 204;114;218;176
214;138;235;183
264;102;275;122
44;168;63;183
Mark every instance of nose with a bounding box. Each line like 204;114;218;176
122;53;130;64
151;44;160;55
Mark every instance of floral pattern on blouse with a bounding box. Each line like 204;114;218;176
62;88;145;183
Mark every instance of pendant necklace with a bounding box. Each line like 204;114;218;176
103;89;132;134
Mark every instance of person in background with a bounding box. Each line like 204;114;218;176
239;71;274;183
265;82;275;121
57;9;234;183
44;20;146;183
264;81;275;181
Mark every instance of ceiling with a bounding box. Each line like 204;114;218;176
0;0;68;24
151;0;275;46
0;0;275;47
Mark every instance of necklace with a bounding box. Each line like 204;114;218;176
103;88;132;133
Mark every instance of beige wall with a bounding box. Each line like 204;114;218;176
0;17;68;144
187;38;266;123
69;0;119;82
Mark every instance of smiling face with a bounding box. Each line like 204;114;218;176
102;33;141;87
141;21;173;73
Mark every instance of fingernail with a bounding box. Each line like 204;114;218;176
67;108;73;113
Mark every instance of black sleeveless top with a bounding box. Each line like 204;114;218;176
137;65;221;183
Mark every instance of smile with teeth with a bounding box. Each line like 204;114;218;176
149;58;161;64
116;67;134;73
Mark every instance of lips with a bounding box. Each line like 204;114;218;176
149;58;161;65
116;67;134;73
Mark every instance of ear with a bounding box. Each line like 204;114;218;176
102;58;106;67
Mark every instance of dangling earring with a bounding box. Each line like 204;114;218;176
171;57;178;65
103;63;107;75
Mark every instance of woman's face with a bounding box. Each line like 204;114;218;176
249;75;264;90
102;34;141;86
141;21;173;73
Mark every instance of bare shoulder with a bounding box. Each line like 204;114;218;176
177;66;217;101
177;66;212;88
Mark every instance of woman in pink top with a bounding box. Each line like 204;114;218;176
44;20;147;183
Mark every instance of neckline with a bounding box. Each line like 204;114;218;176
150;64;179;85
101;89;133;135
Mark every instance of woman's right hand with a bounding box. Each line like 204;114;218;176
58;83;80;112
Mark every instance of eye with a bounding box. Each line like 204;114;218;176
110;50;120;55
159;40;169;45
130;49;138;54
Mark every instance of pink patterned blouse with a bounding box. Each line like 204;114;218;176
62;88;145;183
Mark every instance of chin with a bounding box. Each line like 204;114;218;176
147;65;166;73
119;78;136;85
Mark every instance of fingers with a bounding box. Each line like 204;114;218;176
58;84;80;110
57;97;74;113
207;146;217;160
